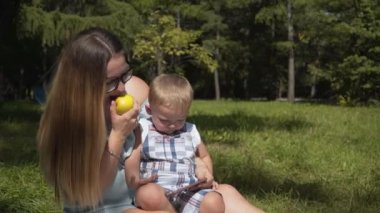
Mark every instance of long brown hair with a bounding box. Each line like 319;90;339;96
37;28;124;207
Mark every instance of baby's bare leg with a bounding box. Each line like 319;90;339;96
135;183;176;213
199;191;225;213
122;208;169;213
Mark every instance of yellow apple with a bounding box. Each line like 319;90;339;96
115;95;134;115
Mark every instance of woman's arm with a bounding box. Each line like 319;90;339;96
99;131;127;191
100;100;140;190
124;129;142;189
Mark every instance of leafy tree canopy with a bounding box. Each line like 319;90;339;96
18;0;143;47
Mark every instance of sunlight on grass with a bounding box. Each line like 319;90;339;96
191;100;380;212
1;100;379;212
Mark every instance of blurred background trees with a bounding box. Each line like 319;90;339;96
0;0;379;105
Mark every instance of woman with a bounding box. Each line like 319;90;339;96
37;27;263;212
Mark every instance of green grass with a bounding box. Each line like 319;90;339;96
190;100;380;212
0;101;59;212
1;100;379;212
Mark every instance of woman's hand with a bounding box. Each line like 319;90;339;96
110;99;140;140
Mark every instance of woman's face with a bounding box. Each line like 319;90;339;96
104;53;130;125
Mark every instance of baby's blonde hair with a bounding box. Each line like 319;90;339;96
149;74;193;113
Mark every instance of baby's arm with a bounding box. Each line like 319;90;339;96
196;143;218;189
197;143;213;174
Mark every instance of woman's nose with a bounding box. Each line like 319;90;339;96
117;80;126;93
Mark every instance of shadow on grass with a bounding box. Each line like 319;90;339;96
214;155;329;203
188;110;313;145
0;101;42;123
0;198;30;213
215;154;380;210
0;101;41;165
0;138;39;165
0;200;13;213
189;110;312;132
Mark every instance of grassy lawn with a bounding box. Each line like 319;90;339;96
1;100;379;212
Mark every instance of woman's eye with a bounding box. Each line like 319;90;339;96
106;79;117;86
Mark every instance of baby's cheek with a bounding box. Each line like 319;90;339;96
156;124;168;133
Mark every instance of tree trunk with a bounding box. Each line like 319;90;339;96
214;70;220;100
157;50;164;75
311;83;316;98
287;0;295;102
311;49;321;99
170;10;181;70
214;30;221;100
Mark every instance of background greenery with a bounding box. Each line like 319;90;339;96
0;100;379;212
0;0;379;105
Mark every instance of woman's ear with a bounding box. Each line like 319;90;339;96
145;104;152;115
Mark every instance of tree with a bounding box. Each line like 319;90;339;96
296;0;380;104
133;12;217;79
255;0;299;102
286;0;295;102
179;0;234;99
18;0;143;48
11;0;144;100
3;0;378;102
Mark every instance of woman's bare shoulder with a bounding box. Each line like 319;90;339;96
125;76;149;104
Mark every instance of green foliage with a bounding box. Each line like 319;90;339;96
288;0;380;104
3;0;380;102
17;0;143;47
178;3;208;18
330;55;380;105
255;3;286;25
273;41;294;55
133;12;218;75
225;0;260;9
299;0;380;105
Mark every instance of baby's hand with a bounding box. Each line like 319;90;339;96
212;180;219;190
195;160;211;178
195;164;214;189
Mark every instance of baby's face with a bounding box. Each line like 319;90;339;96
150;104;188;134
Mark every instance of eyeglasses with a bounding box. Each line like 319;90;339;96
105;68;133;93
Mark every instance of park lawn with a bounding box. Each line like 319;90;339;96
1;100;379;212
